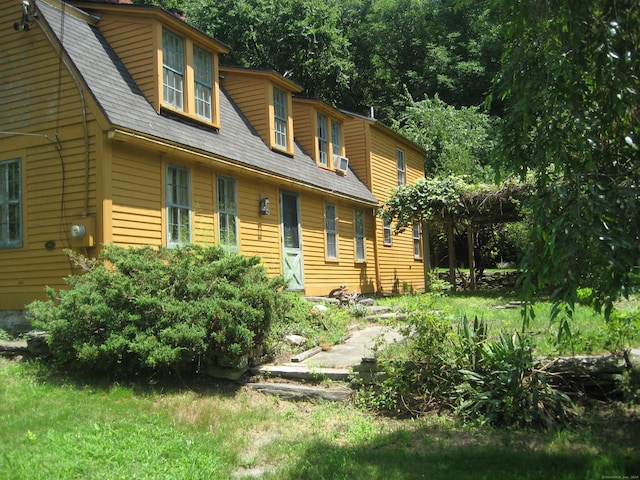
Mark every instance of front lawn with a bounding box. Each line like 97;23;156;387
1;360;639;479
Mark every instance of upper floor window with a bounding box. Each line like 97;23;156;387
331;120;342;156
162;29;184;111
413;222;422;259
273;87;288;149
0;158;22;249
194;45;213;121
354;209;366;262
161;28;217;125
317;113;328;167
383;217;393;246
397;148;406;186
325;203;338;259
217;176;238;252
166;164;191;247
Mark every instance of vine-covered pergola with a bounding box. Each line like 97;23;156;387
379;177;532;290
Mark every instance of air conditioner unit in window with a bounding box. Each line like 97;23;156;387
333;154;349;174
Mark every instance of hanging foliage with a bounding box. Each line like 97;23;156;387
379;176;531;234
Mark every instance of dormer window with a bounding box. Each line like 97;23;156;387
273;87;288;149
162;29;184;111
161;28;218;126
331;120;341;156
194;46;213;121
317;113;328;167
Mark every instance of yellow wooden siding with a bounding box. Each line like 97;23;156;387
0;6;103;309
343;119;371;188
97;17;157;107
221;75;269;144
111;144;162;246
298;195;376;296
369;129;425;294
235;179;282;275
292;102;314;159
192;166;216;245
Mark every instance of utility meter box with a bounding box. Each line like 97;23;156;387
69;216;96;248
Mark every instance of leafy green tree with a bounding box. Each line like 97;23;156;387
182;0;355;102
344;0;503;121
393;94;498;181
484;0;640;316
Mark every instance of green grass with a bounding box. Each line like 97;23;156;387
375;290;640;356
1;360;639;479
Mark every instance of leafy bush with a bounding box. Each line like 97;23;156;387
357;302;579;429
455;331;578;430
27;245;286;377
356;299;463;415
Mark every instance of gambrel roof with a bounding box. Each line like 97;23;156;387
37;0;378;205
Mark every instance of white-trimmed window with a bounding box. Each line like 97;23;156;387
354;209;365;262
217;176;238;252
397;148;406;186
317;113;328;167
325;203;338;259
162;29;184;111
273;87;288;149
0;158;22;249
166;164;191;246
413;222;422;259
383;217;393;246
194;45;213;121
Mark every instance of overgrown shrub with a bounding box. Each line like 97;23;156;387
357;302;579;429
27;245;286;377
356;298;463;415
455;331;578;430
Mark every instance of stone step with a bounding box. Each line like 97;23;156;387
247;382;352;402
250;364;352;381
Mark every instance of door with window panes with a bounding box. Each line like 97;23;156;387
280;191;304;290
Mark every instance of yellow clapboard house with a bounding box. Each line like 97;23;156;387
0;0;425;314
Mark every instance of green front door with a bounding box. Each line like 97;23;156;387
280;191;304;291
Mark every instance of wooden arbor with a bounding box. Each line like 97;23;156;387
429;182;531;291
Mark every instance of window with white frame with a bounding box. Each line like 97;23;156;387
217;176;238;252
162;29;184;111
397;148;406;186
273;87;288;149
413;222;422;259
193;45;213;121
354;209;365;262
0;159;22;249
383;217;393;246
325;203;338;259
166;164;190;246
317;113;328;167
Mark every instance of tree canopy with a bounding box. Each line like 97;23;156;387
487;0;640;315
137;0;501;121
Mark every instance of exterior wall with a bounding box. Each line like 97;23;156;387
0;8;100;309
343;118;372;188
298;195;376;296
292;101;314;159
344;116;426;295
110;143;163;246
220;73;270;147
94;15;158;109
369;126;426;294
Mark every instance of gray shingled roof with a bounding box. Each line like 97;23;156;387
37;0;378;205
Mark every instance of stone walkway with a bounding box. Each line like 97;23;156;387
249;324;404;386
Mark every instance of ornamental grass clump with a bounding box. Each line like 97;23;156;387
27;244;286;377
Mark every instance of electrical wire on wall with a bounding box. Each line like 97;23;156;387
33;1;92;273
